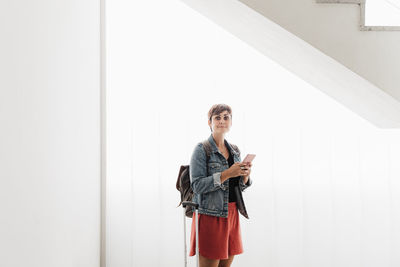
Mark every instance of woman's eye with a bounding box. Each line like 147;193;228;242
224;117;229;120
215;117;221;120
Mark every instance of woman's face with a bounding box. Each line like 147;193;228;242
208;111;232;134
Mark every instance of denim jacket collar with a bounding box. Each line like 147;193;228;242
207;134;239;156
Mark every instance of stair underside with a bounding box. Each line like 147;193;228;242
182;0;400;128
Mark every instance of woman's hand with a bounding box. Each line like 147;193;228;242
221;162;250;183
242;162;252;184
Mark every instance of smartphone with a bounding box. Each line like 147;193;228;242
242;154;256;164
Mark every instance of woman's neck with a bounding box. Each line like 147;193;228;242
212;132;225;148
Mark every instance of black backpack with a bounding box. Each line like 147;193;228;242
176;140;212;218
176;139;240;218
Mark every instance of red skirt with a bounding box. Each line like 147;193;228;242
189;202;243;260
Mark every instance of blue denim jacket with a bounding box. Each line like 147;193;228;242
189;134;252;218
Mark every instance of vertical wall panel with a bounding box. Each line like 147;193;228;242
0;1;100;266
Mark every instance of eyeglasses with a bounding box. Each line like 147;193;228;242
213;115;231;121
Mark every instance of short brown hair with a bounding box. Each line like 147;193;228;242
208;104;232;131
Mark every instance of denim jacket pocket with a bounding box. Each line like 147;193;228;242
208;162;222;173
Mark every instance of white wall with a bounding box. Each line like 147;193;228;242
107;1;400;266
0;1;100;266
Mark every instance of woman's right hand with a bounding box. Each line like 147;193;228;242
221;162;249;183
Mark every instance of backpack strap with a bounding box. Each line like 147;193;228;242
230;143;240;155
201;140;212;173
201;140;212;159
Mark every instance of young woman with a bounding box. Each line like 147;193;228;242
189;104;253;267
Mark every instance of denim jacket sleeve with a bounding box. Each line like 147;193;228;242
239;176;252;192
190;143;226;194
237;152;252;192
